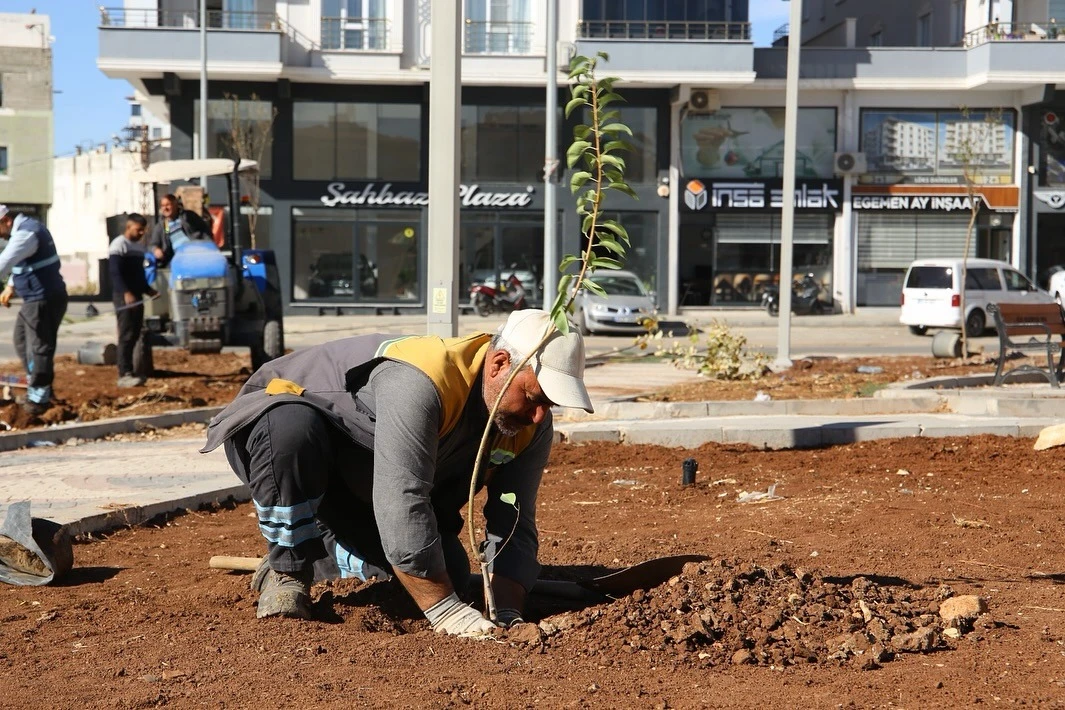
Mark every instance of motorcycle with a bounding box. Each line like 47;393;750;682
762;273;828;316
469;269;528;317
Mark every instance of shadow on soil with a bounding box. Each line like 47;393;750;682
54;566;122;586
822;573;919;588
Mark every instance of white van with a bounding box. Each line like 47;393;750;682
899;258;1056;336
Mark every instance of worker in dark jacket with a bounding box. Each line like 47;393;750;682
147;194;209;267
108;213;158;388
0;205;68;416
202;309;594;635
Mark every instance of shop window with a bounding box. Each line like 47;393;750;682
592;211;660;292
292;208;420;303
461;105;545;183
0;146;8;175
193;98;274;178
293;101;420;181
917;12;932;47
678;213;833;307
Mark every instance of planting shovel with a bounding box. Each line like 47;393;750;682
210;553;709;602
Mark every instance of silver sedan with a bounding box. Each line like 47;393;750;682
573;270;658;335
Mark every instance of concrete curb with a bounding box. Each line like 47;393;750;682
554;415;1062;451
65;484;251;538
0;406;223;453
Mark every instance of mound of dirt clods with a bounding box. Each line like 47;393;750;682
538;560;991;670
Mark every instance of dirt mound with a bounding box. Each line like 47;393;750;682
543;559;990;670
0;350;249;430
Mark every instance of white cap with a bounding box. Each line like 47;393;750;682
496;309;594;413
0;205;8;221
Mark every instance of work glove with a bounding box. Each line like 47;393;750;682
424;593;497;638
494;608;524;628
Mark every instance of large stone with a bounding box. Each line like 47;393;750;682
939;595;989;626
1034;422;1065;451
1035;421;1065;449
507;622;544;645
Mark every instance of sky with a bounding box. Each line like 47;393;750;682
8;1;130;158
7;0;791;161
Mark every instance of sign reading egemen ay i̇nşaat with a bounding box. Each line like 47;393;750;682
320;182;535;208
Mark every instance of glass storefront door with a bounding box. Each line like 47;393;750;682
292;207;421;303
461;213;546;306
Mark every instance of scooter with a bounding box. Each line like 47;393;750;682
762;273;827;316
469;270;528;317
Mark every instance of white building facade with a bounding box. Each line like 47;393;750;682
95;0;1065;313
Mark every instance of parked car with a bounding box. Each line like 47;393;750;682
900;258;1056;337
308;253;378;298
573;270;657;335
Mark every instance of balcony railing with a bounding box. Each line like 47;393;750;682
99;7;281;31
320;17;389;51
577;20;750;41
464;20;533;54
963;20;1065;47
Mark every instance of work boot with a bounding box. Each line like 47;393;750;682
116;375;145;388
21;401;48;417
250;557;314;620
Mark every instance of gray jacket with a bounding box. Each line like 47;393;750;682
202;335;550;590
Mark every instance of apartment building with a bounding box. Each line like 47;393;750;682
96;0;1065;313
0;12;53;223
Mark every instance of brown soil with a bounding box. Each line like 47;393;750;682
0;351;248;431
650;354;1009;401
3;436;1065;708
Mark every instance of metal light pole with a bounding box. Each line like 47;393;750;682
426;0;462;337
199;0;209;188
775;0;804;368
541;0;559;309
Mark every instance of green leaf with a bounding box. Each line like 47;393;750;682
558;273;574;297
596;50;610;62
499;492;517;506
591;256;624;270
603;140;632;154
566;140;591;168
584;279;607;297
600;154;626;169
581;213;595;234
598;110;621;125
600;123;633;137
551;308;570;335
564;96;588;118
595;236;625;256
600;220;629;239
571;83;590;98
599;91;626;107
569;170;592;194
559;254;581;272
573;124;592;140
608;182;639;199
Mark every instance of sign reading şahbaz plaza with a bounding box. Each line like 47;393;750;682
320;182;535;208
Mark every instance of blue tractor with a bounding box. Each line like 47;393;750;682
134;159;284;375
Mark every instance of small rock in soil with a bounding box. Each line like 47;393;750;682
939;595;989;629
508;622;544;645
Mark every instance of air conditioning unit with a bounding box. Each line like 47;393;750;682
834;152;867;175
670;86;720;112
688;88;720;113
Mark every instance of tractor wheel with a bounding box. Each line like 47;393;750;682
251;320;284;371
132;335;153;379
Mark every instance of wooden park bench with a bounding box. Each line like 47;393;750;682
987;302;1065;387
